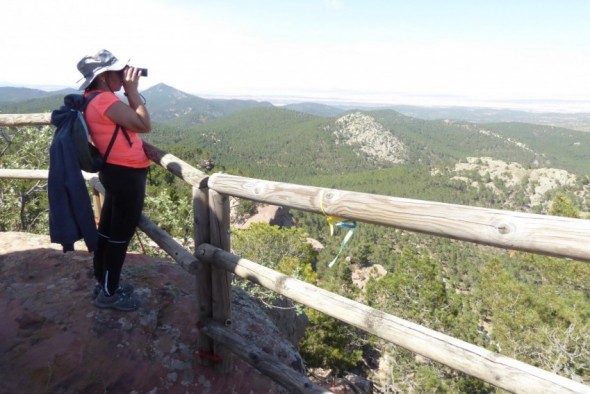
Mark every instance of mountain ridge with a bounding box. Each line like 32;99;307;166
3;84;590;196
141;83;274;124
3;84;590;131
0;86;77;103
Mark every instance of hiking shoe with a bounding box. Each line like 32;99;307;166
93;283;134;299
94;289;140;312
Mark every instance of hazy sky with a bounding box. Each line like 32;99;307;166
2;0;590;110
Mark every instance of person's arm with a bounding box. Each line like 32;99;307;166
105;67;151;133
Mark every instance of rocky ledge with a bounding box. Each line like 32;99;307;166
0;232;305;393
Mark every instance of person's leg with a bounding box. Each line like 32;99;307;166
93;189;113;285
98;165;147;296
92;233;109;285
93;171;113;287
95;234;134;299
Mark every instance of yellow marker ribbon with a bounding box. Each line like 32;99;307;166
320;196;357;267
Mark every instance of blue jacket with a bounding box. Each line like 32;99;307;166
48;94;98;252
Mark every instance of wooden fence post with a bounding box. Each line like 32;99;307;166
193;186;215;367
91;185;103;224
208;189;233;372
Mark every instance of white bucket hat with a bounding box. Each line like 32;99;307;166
77;49;128;90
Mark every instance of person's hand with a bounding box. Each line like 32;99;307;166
122;66;141;96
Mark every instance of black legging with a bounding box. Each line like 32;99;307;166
93;163;148;295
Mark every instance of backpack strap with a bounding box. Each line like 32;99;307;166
83;92;133;165
102;125;132;163
120;126;133;147
82;92;101;111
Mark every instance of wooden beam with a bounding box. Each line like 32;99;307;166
208;173;590;263
208;189;233;373
91;186;102;225
137;214;199;275
0;169;50;179
202;323;332;394
196;243;590;394
0;113;51;126
142;142;208;188
193;186;214;367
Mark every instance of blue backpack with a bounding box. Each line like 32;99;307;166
50;93;130;173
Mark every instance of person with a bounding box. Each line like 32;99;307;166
76;49;151;311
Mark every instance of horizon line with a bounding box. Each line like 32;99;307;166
2;81;590;114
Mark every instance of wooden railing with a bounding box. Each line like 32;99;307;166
2;114;590;394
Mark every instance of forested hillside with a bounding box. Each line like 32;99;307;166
481;122;590;174
146;104;590;189
149;107;379;179
1;86;589;392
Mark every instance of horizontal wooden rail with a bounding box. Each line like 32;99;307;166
143;142;208;188
0;113;51;126
0;169;51;179
196;243;590;394
202;323;331;394
137;214;200;274
0;169;96;183
208;173;590;263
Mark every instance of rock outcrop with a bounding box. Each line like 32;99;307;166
451;156;586;211
232;203;295;230
332;112;407;164
0;232;304;393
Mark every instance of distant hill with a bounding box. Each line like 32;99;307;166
0;94;71;114
381;104;590;132
0;84;274;123
0;86;75;103
141;83;273;125
0;87;78;114
147;106;355;180
146;106;590;181
283;102;345;117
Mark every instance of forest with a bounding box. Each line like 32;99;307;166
1;89;589;392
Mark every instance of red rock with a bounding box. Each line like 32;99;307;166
0;232;304;393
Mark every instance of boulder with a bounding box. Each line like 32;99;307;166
232;203;295;230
